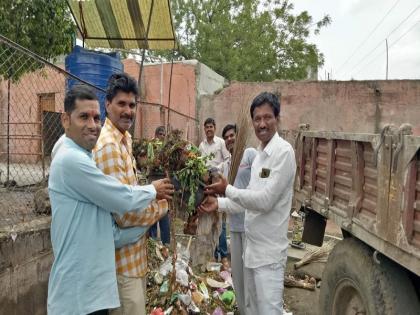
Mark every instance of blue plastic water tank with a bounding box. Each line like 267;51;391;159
65;46;123;122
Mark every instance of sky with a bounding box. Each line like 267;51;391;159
292;0;420;80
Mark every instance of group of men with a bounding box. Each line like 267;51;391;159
48;71;296;315
197;92;295;315
48;74;174;315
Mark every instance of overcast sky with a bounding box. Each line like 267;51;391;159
292;0;420;80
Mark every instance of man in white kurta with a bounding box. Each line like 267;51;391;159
199;117;230;170
200;92;296;314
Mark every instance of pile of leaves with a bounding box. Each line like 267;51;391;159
134;130;213;214
133;138;164;174
174;144;212;213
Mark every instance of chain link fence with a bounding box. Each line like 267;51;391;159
0;36;104;230
0;35;200;231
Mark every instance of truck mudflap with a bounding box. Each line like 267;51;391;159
301;208;326;247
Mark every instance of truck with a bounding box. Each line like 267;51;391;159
292;123;420;315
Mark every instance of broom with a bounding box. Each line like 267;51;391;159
294;240;336;269
228;93;252;185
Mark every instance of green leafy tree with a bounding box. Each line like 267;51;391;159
0;0;75;80
165;0;330;81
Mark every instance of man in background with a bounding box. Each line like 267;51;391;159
154;125;166;141
199;117;231;263
220;123;257;315
199;117;230;170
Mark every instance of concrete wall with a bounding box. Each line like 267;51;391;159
199;80;420;141
0;218;53;315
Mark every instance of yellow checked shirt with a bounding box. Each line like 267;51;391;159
93;118;167;278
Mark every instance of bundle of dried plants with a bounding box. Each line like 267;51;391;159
294;240;336;269
228;93;252;185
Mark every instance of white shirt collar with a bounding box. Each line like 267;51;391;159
258;132;280;157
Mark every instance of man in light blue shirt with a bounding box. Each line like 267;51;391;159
48;85;173;315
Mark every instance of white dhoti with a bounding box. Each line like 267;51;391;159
244;260;286;315
230;231;246;314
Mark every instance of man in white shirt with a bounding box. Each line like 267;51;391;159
200;92;296;315
199;117;230;170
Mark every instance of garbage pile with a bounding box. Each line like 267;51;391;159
146;239;237;315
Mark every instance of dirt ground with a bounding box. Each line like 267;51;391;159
284;258;325;315
283;221;341;315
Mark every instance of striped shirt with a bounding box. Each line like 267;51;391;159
93;118;167;277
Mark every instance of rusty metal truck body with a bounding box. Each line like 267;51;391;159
292;125;420;314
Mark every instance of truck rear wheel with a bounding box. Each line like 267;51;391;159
319;237;420;315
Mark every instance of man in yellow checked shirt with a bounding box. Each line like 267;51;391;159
93;73;173;315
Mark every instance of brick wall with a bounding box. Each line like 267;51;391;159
123;59;198;143
0;59;201;165
199;80;420;142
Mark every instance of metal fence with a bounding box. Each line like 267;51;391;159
0;35;200;230
0;36;105;230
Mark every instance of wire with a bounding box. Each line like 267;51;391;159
336;0;402;75
351;20;420;78
341;4;420;79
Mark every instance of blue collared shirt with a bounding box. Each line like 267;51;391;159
48;137;156;315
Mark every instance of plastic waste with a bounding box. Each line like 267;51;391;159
177;242;190;262
192;291;204;305
159;280;169;294
150;308;164;315
219;271;233;287
170;293;179;305
176;269;189;287
178;292;192;306
163;306;174;315
206;261;222;272
155;245;165;261
198;282;209;300
220;290;235;306
212;306;224;315
187;301;200;314
206;277;230;289
189;282;198;291
159;258;172;277
153;272;164;285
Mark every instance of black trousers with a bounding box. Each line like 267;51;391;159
88;310;108;315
